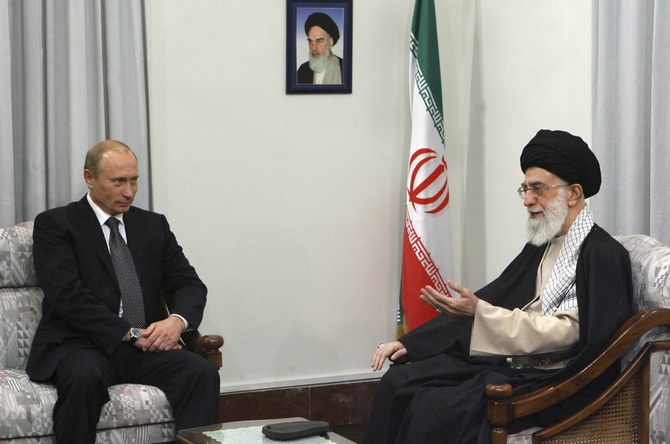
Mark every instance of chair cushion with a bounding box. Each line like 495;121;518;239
615;234;670;311
615;235;670;442
0;368;174;441
0;222;37;289
506;427;540;443
614;235;670;369
650;348;670;442
0;288;43;370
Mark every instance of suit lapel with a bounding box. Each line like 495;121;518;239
74;197;117;282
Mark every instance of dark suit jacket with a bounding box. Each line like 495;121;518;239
26;196;207;381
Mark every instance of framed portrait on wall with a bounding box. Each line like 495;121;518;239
286;0;353;94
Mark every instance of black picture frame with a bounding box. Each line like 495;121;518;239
286;0;353;94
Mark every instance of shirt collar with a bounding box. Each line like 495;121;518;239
86;193;124;227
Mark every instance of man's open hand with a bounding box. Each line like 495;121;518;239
420;280;479;318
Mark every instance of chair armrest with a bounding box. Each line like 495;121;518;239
200;334;224;368
486;308;670;441
486;383;514;444
181;331;224;369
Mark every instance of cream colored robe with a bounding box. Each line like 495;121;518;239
470;236;579;368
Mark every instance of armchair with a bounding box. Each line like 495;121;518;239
0;221;223;443
487;234;670;443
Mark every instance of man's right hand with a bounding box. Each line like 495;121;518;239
372;341;407;371
139;317;185;352
123;326;182;352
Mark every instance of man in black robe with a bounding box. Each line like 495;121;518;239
364;129;633;443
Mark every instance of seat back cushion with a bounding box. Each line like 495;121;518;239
616;235;670;443
615;234;670;311
0;221;37;289
615;235;670;367
0;287;44;370
0;222;42;370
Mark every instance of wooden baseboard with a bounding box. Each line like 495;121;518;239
218;378;379;426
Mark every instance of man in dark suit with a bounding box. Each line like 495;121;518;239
27;140;220;443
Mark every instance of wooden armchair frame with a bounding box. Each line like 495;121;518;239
486;308;670;443
182;331;224;368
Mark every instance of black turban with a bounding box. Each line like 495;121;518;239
305;12;340;45
520;129;601;198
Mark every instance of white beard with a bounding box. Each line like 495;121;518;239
308;48;331;73
526;189;569;246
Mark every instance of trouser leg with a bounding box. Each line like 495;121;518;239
161;350;220;430
112;345;220;431
51;348;117;444
364;375;397;444
364;354;480;444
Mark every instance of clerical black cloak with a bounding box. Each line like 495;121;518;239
365;225;633;443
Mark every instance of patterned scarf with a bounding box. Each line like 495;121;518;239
541;206;594;316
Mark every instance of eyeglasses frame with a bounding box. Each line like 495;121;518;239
517;182;570;199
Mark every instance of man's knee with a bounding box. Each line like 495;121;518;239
192;357;220;389
54;355;114;401
59;366;103;386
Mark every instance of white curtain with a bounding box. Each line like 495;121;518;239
591;0;670;245
0;0;151;227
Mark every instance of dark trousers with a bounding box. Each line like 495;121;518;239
51;343;220;443
364;354;529;444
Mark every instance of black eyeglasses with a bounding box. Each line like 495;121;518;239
517;183;569;199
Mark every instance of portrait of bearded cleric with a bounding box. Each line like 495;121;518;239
287;1;352;94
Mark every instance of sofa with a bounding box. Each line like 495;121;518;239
0;221;223;443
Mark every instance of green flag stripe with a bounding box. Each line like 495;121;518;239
410;0;444;144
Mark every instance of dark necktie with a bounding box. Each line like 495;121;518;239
105;217;145;327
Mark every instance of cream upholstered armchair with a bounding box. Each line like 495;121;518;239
487;234;670;443
0;221;223;443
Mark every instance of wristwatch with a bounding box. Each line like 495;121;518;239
128;327;141;344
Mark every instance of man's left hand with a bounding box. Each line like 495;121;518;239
420;280;479;318
139;316;185;352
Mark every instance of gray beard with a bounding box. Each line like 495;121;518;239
308;50;330;73
526;190;569;246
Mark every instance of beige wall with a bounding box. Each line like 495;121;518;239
478;0;592;280
145;0;591;392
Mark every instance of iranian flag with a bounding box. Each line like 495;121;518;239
398;0;454;334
